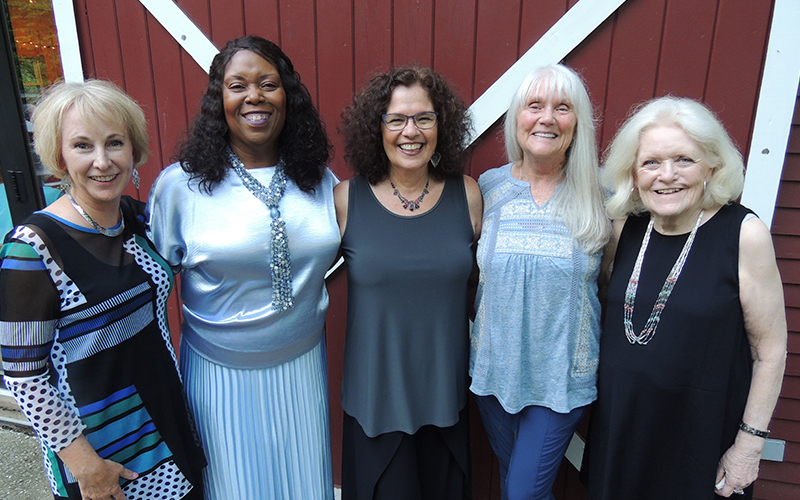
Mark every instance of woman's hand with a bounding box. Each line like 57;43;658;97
57;435;138;500
715;434;762;496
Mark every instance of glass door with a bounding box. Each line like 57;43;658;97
0;0;65;394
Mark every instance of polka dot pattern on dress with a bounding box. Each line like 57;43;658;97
125;237;179;370
122;460;194;500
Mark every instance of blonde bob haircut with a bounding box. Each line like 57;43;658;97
603;96;745;220
32;79;149;179
503;64;610;253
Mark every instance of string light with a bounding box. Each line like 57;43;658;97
14;40;58;50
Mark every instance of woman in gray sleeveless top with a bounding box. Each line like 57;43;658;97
335;66;482;500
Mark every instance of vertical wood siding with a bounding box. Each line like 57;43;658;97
69;0;798;498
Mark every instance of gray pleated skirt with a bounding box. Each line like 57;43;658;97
180;337;334;500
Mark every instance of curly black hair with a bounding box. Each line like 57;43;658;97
340;66;472;185
178;35;331;192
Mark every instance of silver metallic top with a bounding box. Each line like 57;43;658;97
147;162;340;368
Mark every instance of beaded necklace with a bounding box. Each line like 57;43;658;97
623;210;704;345
390;177;430;211
227;147;294;312
66;191;125;237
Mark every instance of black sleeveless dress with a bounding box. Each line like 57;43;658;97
583;203;754;500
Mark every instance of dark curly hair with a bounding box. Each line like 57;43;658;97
178;35;331;192
340;66;471;184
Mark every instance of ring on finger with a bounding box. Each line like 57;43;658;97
733;489;745;495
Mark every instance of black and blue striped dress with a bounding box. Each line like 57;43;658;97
0;196;205;499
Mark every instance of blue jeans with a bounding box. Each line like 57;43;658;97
475;395;587;500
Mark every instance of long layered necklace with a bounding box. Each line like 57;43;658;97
227;147;294;312
390;176;430;211
623;210;704;345
66;191;125;237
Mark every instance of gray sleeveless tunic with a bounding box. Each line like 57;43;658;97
341;174;475;437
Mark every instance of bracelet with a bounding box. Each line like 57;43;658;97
739;421;770;438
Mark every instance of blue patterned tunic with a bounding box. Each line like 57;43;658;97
0;196;205;499
470;164;602;414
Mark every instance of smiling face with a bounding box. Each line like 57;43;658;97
60;106;133;212
382;84;438;175
635;124;712;233
516;87;577;166
223;50;286;165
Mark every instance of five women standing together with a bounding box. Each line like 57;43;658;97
0;32;787;500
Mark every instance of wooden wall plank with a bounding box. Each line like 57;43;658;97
704;0;772;158
352;0;392;85
754;478;800;500
145;13;189;185
519;0;569;59
208;0;244;47
316;0;355;482
278;0;318;100
600;0;665;148
773;208;800;237
115;0;162;198
789;125;800;153
83;1;124;83
432;0;476;103
244;0;281;41
565;16;615;149
777;181;800;209
392;0;433;67
175;0;211;35
656;0;716;100
317;0;354;179
473;0;521;96
784;154;800;181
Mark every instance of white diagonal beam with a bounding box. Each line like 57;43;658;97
51;0;83;82
138;0;219;73
740;0;800;228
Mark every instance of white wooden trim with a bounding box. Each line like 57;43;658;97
740;0;800;228
467;0;627;145
51;0;83;82
138;0;219;74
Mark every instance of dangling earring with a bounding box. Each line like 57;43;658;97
132;167;141;190
430;151;441;169
703;180;708;195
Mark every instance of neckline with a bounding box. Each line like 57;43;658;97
39;210;123;235
365;175;448;219
503;163;561;208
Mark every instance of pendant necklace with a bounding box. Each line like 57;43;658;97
390;176;430;211
623;210;704;345
227;147;294;312
66;191;125;237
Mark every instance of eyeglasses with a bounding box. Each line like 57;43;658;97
381;111;439;131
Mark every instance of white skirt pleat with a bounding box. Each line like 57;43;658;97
180;338;334;500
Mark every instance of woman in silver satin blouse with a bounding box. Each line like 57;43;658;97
147;36;339;499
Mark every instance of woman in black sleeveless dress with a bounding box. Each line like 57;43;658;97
582;96;786;499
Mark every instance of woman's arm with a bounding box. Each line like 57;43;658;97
598;218;624;306
333;179;350;238
715;216;787;497
464;174;483;242
1;227;137;499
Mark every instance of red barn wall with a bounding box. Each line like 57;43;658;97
69;0;799;498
